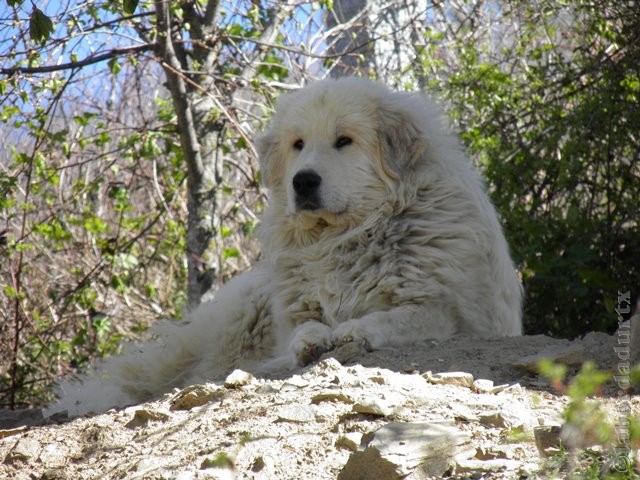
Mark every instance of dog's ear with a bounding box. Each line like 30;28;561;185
376;93;427;178
256;131;284;189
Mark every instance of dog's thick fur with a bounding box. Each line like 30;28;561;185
48;78;522;416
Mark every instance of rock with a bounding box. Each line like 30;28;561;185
224;369;255;388
455;458;520;474
337;449;401;480
0;426;27;440
472;379;509;394
352;398;393;417
478;402;537;433
338;422;470;479
513;344;585;373
451;404;478;423
275;405;316;423
534;425;562;455
311;391;354;404
4;437;41;464
38;443;68;468
170;384;225;410
125;407;172;429
478;411;508;428
320;341;367;364
423;371;474;388
335;432;362;452
280;375;310;391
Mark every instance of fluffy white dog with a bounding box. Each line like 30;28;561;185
48;77;522;416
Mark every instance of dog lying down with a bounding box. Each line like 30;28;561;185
47;77;523;417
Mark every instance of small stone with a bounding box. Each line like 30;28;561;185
403;363;419;373
451;405;479;423
456;459;520;473
256;383;278;394
320;341;367;364
335;432;362;451
38;443;68;468
478;404;536;433
280;374;309;391
224;369;255;388
478;411;507;428
170;384;225;410
534;425;562;455
275;405;315;423
0;426;27;440
352;398;393;417
311;391;354;404
472;379;509;394
423;371;474;388
125;407;172;429
4;437;40;464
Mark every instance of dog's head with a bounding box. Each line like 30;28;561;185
257;78;430;226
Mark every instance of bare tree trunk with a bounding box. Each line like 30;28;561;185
326;0;428;86
155;1;223;308
155;1;289;308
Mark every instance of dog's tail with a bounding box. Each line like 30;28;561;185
45;268;273;417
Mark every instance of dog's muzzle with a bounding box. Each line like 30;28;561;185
292;170;322;210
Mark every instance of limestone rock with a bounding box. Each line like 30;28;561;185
275;404;315;423
335;432;362;452
280;374;309;391
338;422;470;479
455;458;520;474
352;392;404;417
4;437;40;465
170;384;225;410
125;407;172;429
311;391;354;404
472;378;509;394
477;402;537;433
423;371;474;388
224;369;255;388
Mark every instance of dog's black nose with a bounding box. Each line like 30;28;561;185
292;170;321;198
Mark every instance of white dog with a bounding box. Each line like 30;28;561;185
48;77;522;416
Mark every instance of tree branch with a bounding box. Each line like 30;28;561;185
0;44;154;76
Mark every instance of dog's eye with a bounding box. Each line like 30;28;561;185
334;136;352;149
293;139;304;151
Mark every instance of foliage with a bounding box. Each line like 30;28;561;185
538;360;640;479
417;1;640;337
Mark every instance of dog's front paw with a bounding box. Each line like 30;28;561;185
288;321;333;366
332;319;376;351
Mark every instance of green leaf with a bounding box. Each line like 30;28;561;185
108;57;121;75
319;0;334;10
29;7;54;43
222;247;240;260
122;0;139;15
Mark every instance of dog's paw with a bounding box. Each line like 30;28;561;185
331;315;385;351
331;319;377;351
288;321;333;366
